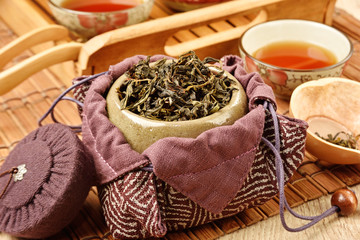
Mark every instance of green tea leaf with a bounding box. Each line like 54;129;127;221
116;51;237;121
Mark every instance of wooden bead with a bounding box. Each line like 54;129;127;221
331;188;358;216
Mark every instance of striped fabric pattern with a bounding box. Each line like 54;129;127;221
99;109;307;239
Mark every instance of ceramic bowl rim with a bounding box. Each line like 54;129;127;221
107;64;247;126
48;0;153;15
239;19;354;73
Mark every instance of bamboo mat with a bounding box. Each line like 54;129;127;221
1;8;360;240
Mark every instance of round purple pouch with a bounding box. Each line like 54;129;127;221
0;123;94;238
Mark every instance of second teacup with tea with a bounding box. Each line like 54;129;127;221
239;19;353;99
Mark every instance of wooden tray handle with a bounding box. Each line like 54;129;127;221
0;25;82;95
78;0;280;72
0;25;69;69
165;9;267;56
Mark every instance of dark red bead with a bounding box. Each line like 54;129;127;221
331;188;358;216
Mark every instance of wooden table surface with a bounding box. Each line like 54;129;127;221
221;190;360;239
1;1;360;240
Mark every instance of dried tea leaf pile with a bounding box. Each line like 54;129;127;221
117;51;237;121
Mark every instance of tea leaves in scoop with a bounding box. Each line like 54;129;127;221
116;51;237;121
315;131;360;150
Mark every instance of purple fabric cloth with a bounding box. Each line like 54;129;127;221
221;55;276;110
0;124;94;238
82;54;275;214
81;55;170;185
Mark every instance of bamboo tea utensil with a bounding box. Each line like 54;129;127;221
0;25;83;95
289;77;360;164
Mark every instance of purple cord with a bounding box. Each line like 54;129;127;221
142;164;154;172
263;102;339;232
49;96;83;132
38;71;108;132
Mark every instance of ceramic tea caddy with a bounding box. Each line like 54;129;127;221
106;60;248;153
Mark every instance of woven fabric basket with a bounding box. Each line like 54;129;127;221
72;54;307;239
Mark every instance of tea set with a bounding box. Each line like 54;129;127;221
0;0;359;239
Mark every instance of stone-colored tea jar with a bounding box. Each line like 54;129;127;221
106;65;248;153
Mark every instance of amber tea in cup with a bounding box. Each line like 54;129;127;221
48;0;154;40
253;41;337;70
60;0;139;12
239;19;353;99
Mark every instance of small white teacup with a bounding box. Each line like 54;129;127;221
239;19;353;100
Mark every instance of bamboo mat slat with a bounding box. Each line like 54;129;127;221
1;6;360;240
257;198;279;217
214;216;242;234
290;178;325;201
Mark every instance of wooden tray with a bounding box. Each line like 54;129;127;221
0;0;336;94
2;1;360;239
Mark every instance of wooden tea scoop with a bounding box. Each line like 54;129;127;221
0;25;82;95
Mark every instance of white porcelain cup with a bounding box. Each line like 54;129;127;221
239;19;353;100
48;0;154;40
